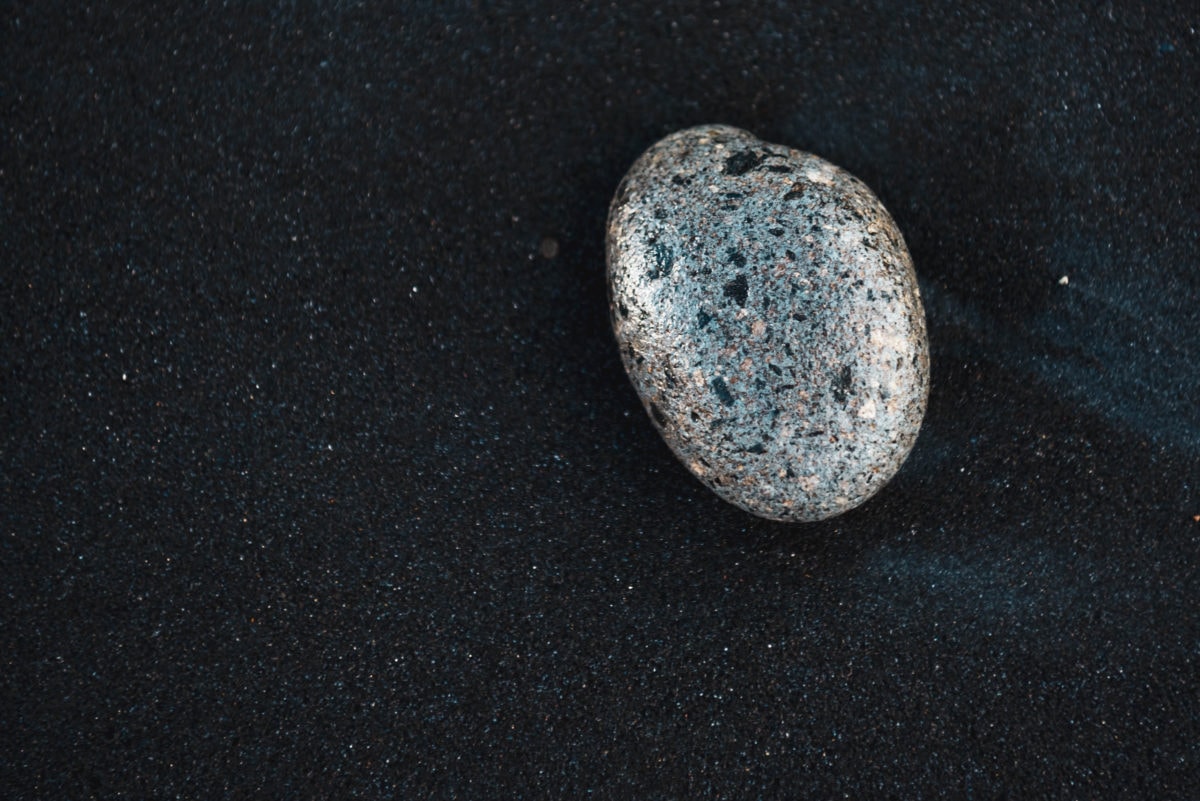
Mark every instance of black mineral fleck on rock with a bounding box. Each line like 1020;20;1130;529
723;274;749;307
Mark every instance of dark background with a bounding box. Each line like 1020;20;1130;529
3;2;1198;797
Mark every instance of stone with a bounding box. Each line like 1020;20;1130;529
606;124;929;522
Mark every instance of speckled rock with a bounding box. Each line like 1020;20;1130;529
607;124;929;522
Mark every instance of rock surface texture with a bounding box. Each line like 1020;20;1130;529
607;124;929;522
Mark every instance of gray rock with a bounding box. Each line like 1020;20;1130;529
607;124;929;522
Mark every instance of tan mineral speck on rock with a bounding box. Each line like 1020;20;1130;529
607;124;930;522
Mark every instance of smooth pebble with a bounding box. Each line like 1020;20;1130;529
607;124;929;522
